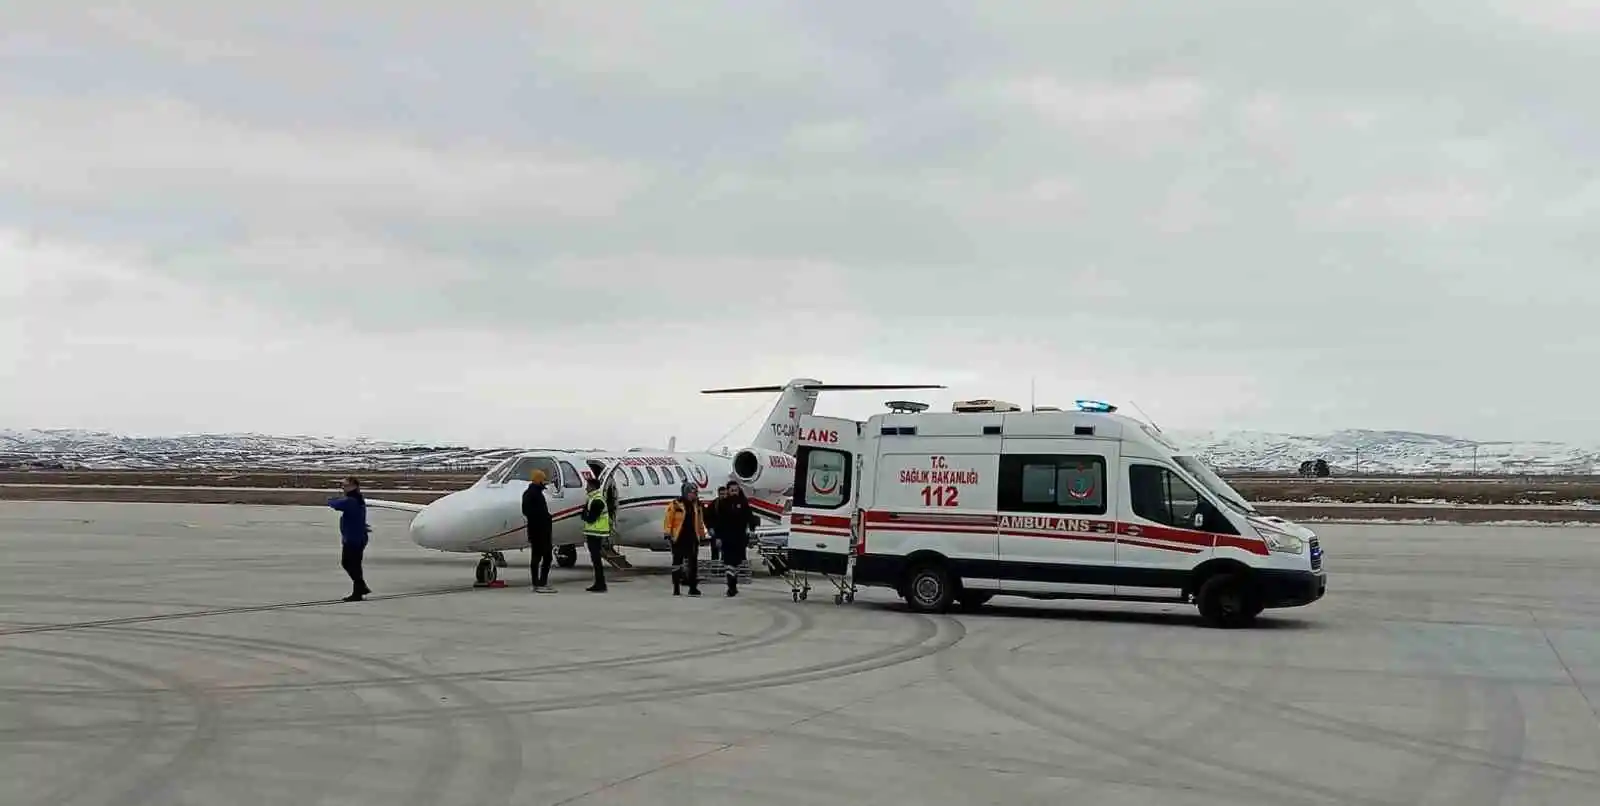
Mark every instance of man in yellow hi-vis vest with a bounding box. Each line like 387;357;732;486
579;476;610;592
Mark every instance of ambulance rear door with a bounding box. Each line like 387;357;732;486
788;416;862;575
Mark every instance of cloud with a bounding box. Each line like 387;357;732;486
996;76;1210;137
2;1;1598;444
786;120;873;154
0;96;649;223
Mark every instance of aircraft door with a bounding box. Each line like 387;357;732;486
553;460;585;498
594;460;623;523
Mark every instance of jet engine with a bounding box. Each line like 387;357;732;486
730;447;796;497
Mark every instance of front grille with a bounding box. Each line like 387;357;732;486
1309;537;1323;570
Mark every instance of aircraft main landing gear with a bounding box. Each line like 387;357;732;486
474;553;501;587
556;545;578;568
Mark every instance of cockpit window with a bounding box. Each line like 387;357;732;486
490;456;562;486
481;458;516;485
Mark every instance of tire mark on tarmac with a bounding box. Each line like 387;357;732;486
943;627;1382;806
3;645;221;806
1136;661;1593;790
13;623;523;806
2;597;815;700
1094;623;1296;789
0;586;476;637
4;606;964;739
3;647;170;806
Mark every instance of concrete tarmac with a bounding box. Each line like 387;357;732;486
2;502;1598;806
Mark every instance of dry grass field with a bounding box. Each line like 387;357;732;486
2;469;1597;524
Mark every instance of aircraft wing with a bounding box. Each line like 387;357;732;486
364;499;428;514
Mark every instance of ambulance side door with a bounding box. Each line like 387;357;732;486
789;417;862;575
995;438;1120;597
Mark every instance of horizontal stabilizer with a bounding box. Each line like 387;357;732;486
703;382;945;394
702;378;946;453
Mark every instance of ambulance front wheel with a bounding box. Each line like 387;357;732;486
1196;572;1260;628
903;561;956;613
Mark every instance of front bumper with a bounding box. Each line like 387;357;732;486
1257;569;1327;609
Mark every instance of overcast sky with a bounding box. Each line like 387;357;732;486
2;1;1597;449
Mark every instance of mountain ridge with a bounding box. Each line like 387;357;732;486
3;426;1596;475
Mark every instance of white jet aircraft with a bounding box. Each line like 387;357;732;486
364;379;943;586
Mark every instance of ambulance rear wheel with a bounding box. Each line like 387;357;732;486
903;562;955;613
556;546;578;568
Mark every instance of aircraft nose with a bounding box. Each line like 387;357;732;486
409;504;439;549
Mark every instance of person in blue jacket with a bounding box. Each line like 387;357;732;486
328;476;371;602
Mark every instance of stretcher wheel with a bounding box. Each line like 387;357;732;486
800;590;808;601
792;590;799;602
834;593;844;605
846;591;854;603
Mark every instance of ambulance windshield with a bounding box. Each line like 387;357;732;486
1173;455;1256;515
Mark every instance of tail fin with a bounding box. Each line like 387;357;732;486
702;378;945;454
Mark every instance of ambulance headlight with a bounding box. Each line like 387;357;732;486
1259;528;1305;555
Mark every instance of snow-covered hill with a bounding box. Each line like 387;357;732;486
1165;429;1600;475
2;427;1597;475
0;428;526;472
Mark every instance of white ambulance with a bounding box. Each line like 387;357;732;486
785;398;1326;627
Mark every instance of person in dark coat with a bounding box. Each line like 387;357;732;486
717;482;759;596
327;476;371;602
523;468;555;592
708;484;731;561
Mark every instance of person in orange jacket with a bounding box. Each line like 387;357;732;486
662;481;707;596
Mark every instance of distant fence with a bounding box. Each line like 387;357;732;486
1221;469;1600;483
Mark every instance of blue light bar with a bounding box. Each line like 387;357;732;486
1073;399;1118;413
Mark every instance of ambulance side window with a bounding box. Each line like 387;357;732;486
795;446;850;509
998;454;1107;516
1128;464;1202;528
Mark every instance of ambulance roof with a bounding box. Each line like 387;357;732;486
859;402;1187;454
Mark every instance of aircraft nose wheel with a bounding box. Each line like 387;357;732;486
474;554;500;587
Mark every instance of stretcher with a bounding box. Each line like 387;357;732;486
751;526;809;600
753;525;858;604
